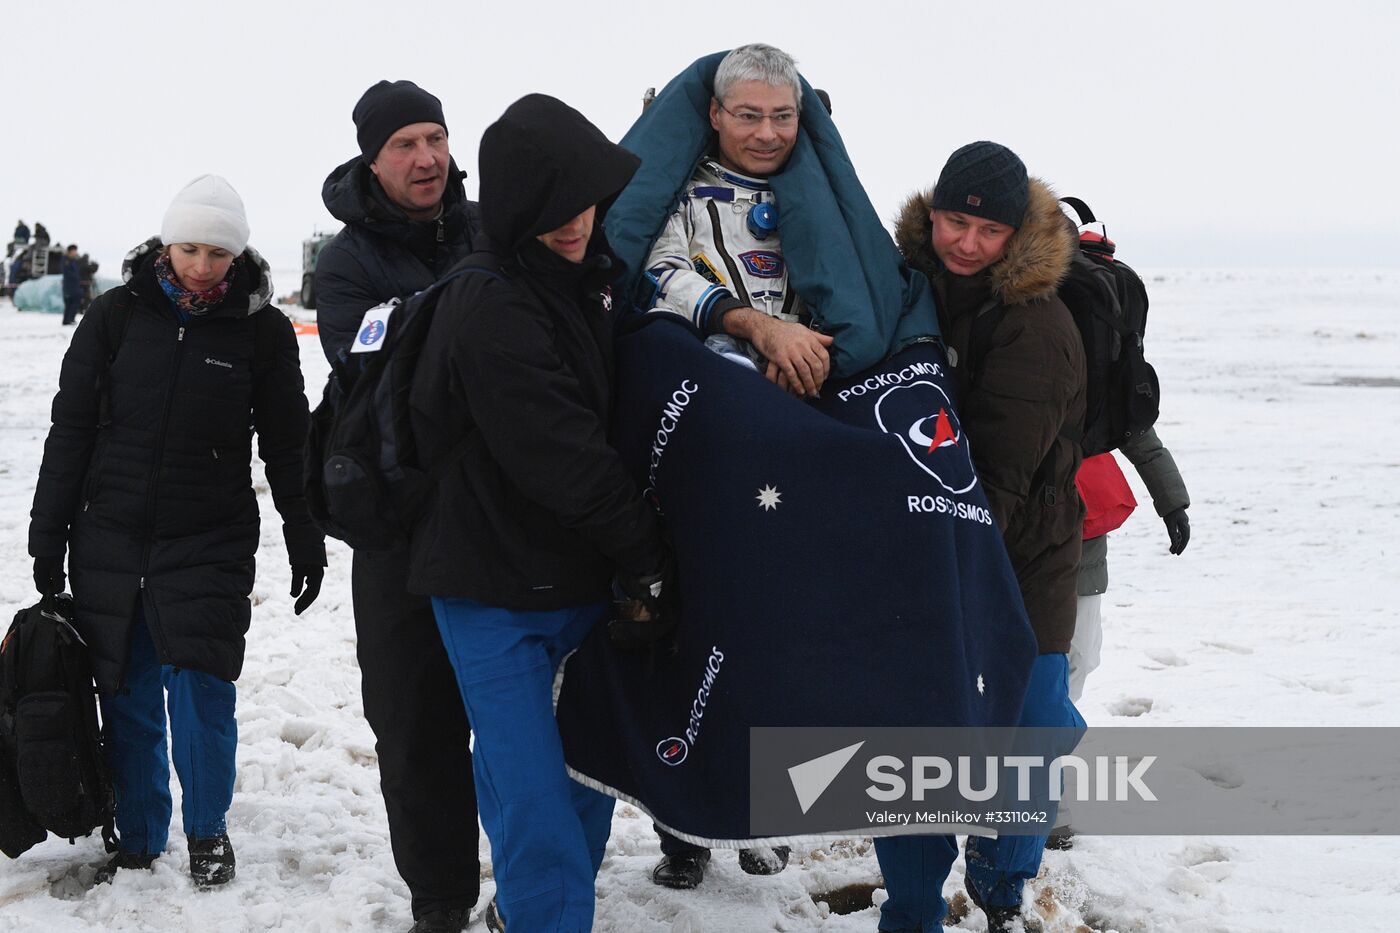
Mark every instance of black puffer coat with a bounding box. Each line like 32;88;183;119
896;179;1086;654
315;156;481;361
407;94;661;608
29;239;325;693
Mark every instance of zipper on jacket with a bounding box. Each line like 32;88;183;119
705;201;752;309
137;320;189;661
436;217;444;243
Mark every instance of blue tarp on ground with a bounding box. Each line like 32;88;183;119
13;275;119;313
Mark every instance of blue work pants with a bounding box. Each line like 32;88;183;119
98;618;237;856
876;653;1085;928
432;597;614;933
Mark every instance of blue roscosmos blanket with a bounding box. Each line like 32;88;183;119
555;317;1037;845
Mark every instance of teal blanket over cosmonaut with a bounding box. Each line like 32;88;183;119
604;49;943;377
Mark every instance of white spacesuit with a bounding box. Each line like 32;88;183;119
643;159;808;339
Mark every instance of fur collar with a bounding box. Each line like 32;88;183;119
894;177;1075;306
122;237;275;316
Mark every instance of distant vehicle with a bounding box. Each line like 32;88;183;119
300;232;338;309
3;241;65;299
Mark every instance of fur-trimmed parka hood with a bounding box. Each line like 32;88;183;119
895;177;1075;307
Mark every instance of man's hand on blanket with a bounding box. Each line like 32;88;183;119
609;552;679;650
724;308;834;397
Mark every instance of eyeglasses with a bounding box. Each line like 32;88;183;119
718;103;798;129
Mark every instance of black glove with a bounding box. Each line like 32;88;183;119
290;564;324;615
1164;508;1190;555
33;555;66;596
609;552;678;649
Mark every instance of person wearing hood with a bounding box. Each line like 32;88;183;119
28;174;324;888
883;143;1088;932
408;94;671;933
313;80;482;933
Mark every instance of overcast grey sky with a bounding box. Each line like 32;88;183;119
4;0;1396;278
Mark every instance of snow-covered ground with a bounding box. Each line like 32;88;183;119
1;268;1397;932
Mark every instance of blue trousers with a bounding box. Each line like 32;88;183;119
98;618;237;856
875;653;1085;929
432;597;615;933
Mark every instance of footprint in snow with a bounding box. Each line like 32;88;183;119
1200;640;1254;654
1144;648;1189;667
1187;762;1244;790
1297;677;1352;695
1167;842;1237;895
1108;696;1154;717
1179;842;1235;867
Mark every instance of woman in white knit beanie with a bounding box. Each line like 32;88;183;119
26;175;326;888
158;174;250;295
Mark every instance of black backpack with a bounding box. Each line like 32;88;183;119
304;253;502;550
0;594;117;859
1055;197;1160;455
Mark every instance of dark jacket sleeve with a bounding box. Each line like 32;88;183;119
29;299;108;557
452;284;660;576
965;301;1085;532
252;309;326;567
313;235;383;365
1120;425;1190;516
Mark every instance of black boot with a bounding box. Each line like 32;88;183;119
1044;827;1074;850
650;850;711;889
483;898;506;933
94;851;157;885
738;845;791;876
965;874;1022;933
408;906;471;932
188;833;236;887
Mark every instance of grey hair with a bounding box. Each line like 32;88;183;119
713;44;802;112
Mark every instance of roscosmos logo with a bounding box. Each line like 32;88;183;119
655;646;725;766
874;382;977;495
656;737;688;766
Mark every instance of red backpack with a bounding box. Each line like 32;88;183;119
1076;453;1136;540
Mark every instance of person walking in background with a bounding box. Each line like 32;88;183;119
61;244;82;325
313;79;482;933
1069;428;1191;703
79;252;100;310
28;174;324;887
1044;430;1188;850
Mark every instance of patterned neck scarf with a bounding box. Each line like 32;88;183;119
153;251;238;316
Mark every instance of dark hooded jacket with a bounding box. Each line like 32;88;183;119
29;239;325;692
896;178;1086;653
407;94;661;608
314;155;481;362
